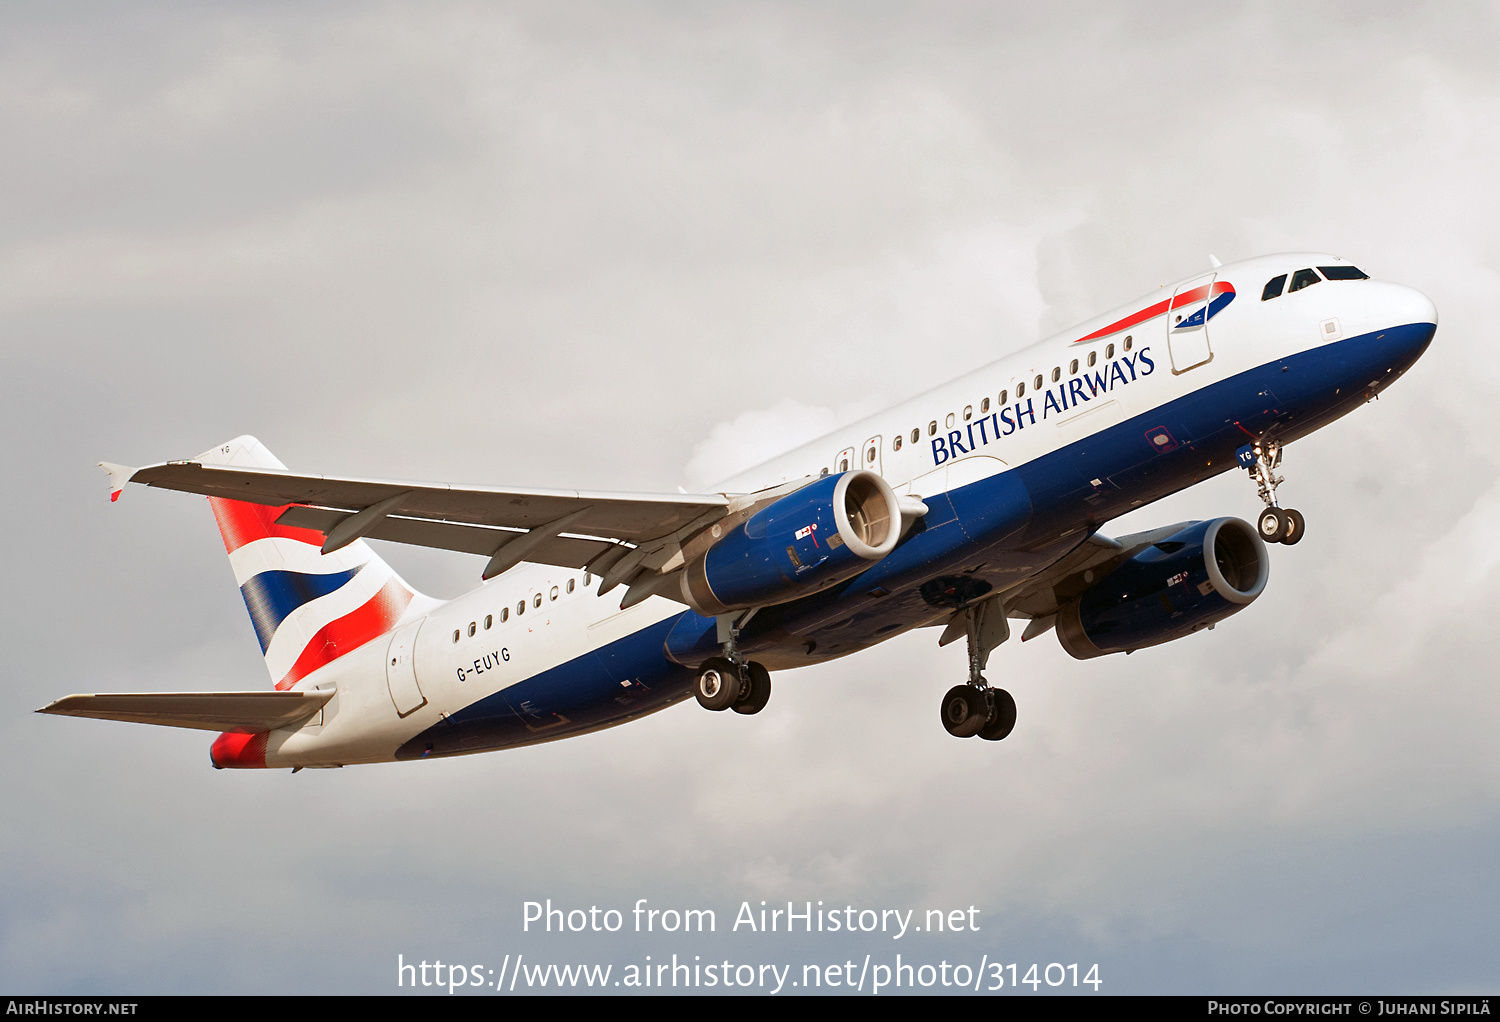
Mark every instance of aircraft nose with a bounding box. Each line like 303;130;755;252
1386;282;1437;328
1368;282;1437;378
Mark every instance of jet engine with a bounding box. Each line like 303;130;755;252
1055;517;1269;659
681;470;903;616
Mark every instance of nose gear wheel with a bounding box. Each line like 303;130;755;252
1246;440;1306;546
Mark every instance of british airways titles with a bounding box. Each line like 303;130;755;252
930;346;1157;466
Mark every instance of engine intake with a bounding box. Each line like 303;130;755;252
682;470;902;616
1056;517;1269;659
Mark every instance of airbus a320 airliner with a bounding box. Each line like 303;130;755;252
42;253;1436;768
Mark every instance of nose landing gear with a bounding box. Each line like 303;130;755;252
1244;440;1305;546
938;597;1016;741
1256;506;1305;546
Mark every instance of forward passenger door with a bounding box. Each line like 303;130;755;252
1167;273;1216;373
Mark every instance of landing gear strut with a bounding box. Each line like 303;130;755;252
694;611;772;715
1246;440;1305;546
938;598;1017;741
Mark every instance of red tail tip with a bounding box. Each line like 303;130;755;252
210;731;269;769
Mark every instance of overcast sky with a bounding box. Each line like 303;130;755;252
3;2;1498;995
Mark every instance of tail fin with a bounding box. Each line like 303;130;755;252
198;436;424;691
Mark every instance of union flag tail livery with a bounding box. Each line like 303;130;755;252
196;437;424;692
46;253;1439;766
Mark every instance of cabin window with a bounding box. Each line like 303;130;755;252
500;607;509;623
533;593;543;608
910;428;919;443
1289;268;1322;293
452;629;460;643
945;413;955;429
1016;381;1025;398
517;601;525;616
1262;274;1287;300
1318;265;1368;280
893;435;903;452
1034;374;1043;390
484;615;492;629
1069;359;1078;375
1088;351;1097;367
468;622;477;637
963;405;972;421
1050;367;1060;383
550;586;559;601
567;578;576;594
1124;336;1133;351
928;421;937;436
999;389;1008;405
980;397;990;414
1106;343;1115;359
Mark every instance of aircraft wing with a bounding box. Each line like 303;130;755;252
926;524;1193;649
38;691;333;733
996;522;1198;640
109;458;737;584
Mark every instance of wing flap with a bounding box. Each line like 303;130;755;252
274;505;622;567
37;691;333;733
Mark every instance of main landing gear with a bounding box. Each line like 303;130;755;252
1247;440;1305;546
939;598;1016;741
694;611;772;715
694;658;771;714
941;683;1017;741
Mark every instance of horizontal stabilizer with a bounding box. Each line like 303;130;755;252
37;690;333;733
98;462;137;502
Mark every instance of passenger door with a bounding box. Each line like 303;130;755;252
1167;273;1216;373
385;620;428;717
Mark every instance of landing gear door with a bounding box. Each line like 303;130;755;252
1167;273;1215;374
385;619;427;717
861;436;883;476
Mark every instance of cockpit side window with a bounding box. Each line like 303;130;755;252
1288;268;1322;293
1261;274;1287;301
1317;265;1369;280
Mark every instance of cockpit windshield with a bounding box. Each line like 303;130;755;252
1261;263;1373;301
1288;268;1322;293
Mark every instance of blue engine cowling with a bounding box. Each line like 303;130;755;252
681;470;903;616
1055;517;1269;659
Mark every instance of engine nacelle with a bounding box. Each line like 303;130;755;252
1056;517;1269;659
681;470;902;616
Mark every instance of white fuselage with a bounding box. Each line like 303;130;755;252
261;252;1436;768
